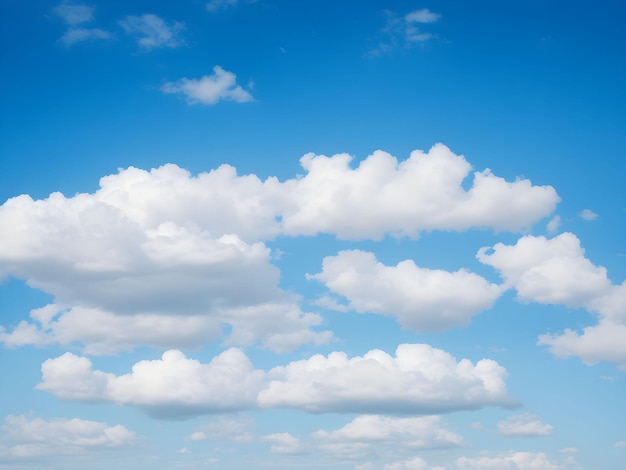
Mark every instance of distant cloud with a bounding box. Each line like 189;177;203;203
560;448;578;453
162;66;253;105
578;208;598;221
0;414;137;459
37;344;513;419
206;0;239;12
456;451;560;469
369;8;441;56
309;249;501;332
119;14;185;49
53;2;113;46
497;413;554;437
546;215;561;234
615;441;626;448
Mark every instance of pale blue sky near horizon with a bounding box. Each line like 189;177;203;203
1;1;625;469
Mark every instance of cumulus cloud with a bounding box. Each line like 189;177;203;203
37;349;265;419
37;344;512;419
0;414;137;459
312;415;463;449
456;452;559;469
478;233;626;367
578;209;598;221
119;14;185;49
0;148;557;354
258;343;514;414
309;250;501;332
263;433;303;454
280;144;559;239
162;66;253;105
53;2;112;46
497;413;553;437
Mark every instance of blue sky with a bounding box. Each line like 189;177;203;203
0;1;625;469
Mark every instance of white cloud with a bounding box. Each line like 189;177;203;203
162;66;253;105
206;0;239;12
309;250;501;332
59;27;113;46
263;433;303;454
258;343;514;414
546;215;561;234
384;457;434;470
578;209;598;221
456;452;559;470
560;448;578;453
615;441;626;448
312;415;463;449
370;8;442;55
280;144;559;239
187;417;256;443
405;9;441;24
119;14;185;49
497;413;554;437
53;3;94;25
37;349;265;419
0;414;137;459
37;344;512;419
478;233;626;367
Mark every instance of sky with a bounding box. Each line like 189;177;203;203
0;0;625;469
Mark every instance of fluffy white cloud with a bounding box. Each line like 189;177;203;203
497;413;553;437
313;415;463;449
456;452;559;470
37;344;512;418
309;250;501;332
280;144;559;239
119;14;185;49
258;343;514;414
0;414;137;459
264;433;303;454
37;349;265;419
478;233;626;367
162;66;253;105
53;2;112;46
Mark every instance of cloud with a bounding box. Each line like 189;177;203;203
37;344;512;419
263;433;303;454
206;0;239;12
578;209;598;221
53;3;94;25
497;413;554;437
308;250;501;332
0;414;137;459
546;215;561;234
258;343;514;414
162;66;253;105
615;441;626;448
456;452;560;470
53;2;112;46
37;349;265;419
281;144;559;239
119;14;185;49
312;415;463;449
369;9;442;55
478;233;626;367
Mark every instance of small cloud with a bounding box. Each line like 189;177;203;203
177;447;191;454
206;0;238;12
53;2;94;25
560;447;578;453
188;431;207;441
162;66;253;106
497;413;553;437
60;27;113;46
600;375;615;382
546;215;561;234
405;8;441;24
578;209;598;221
615;441;626;448
312;295;351;312
119;14;185;49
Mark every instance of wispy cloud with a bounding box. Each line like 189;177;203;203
206;0;239;12
162;66;253;105
53;2;113;46
369;8;441;56
497;413;554;437
119;14;185;49
578;208;598;221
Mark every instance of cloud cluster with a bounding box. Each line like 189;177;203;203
478;233;626;367
0;147;558;354
456;452;560;470
37;344;513;419
0;414;137;459
162;66;254;105
309;250;501;332
370;8;443;55
497;413;553;437
53;2;113;46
